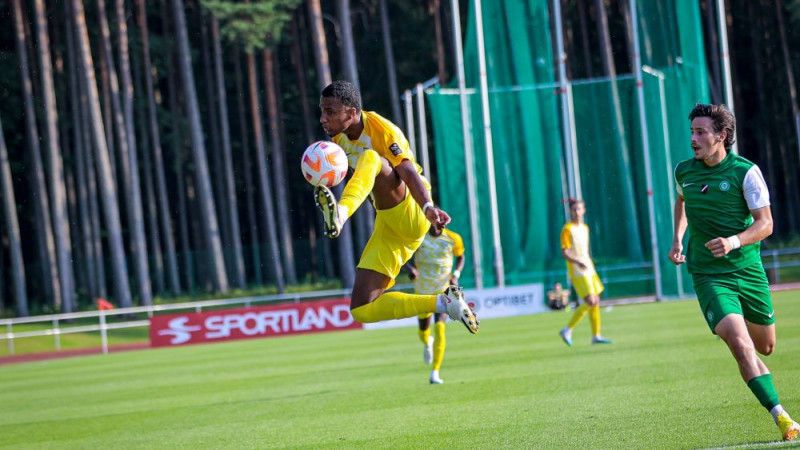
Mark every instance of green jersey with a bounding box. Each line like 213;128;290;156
674;152;770;274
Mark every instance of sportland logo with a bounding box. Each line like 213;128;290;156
149;299;360;347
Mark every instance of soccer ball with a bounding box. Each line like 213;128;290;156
300;141;349;187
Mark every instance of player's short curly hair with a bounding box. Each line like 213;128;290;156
321;80;362;111
688;103;736;149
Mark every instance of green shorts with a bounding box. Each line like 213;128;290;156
692;264;774;334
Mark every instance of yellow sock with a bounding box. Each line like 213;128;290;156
418;328;431;345
339;150;382;217
567;303;589;329
432;321;446;371
589;305;601;336
350;291;437;323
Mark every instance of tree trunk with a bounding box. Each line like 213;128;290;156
71;0;133;308
34;0;76;313
136;0;180;296
703;0;724;104
308;0;355;288
97;42;117;179
200;16;228;268
210;18;246;289
131;29;165;295
80;68;108;299
291;15;327;281
233;48;261;287
65;0;98;303
749;1;778;224
167;38;193;294
576;0;593;78
11;0;61;310
598;0;643;260
0;117;29;316
335;0;373;252
380;0;403;126
169;0;229;292
774;0;800;229
247;50;285;292
263;49;297;285
115;0;152;305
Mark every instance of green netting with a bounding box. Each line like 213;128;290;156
426;0;709;298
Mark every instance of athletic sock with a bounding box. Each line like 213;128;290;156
432;321;446;371
418;328;431;346
567;303;589;329
747;373;780;411
771;405;788;422
339;150;381;218
434;294;448;314
350;291;437;323
589;305;601;336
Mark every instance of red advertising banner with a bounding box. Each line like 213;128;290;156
149;298;361;347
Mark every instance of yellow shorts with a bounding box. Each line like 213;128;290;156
357;188;430;289
571;274;604;299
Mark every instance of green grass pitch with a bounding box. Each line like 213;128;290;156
2;292;800;448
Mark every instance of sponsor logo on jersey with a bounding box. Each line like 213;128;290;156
389;143;402;156
682;182;695;188
701;184;709;194
719;181;730;191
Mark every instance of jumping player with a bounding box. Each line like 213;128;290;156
314;80;478;334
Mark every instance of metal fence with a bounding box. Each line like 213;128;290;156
2;248;798;357
0;288;349;356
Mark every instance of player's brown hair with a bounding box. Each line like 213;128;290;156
688;103;736;149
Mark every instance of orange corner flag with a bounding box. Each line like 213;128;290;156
97;298;115;311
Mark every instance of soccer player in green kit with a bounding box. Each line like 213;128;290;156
669;103;799;441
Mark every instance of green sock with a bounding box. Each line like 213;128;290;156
747;374;780;411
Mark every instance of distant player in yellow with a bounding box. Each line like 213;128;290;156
406;227;465;384
314;80;478;334
559;199;612;346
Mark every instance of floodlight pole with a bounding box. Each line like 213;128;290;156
551;0;582;219
403;90;416;154
474;0;505;287
716;0;738;154
630;0;663;300
643;65;686;298
450;0;483;289
415;83;431;176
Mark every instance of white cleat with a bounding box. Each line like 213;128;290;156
442;286;479;334
429;371;444;384
423;336;434;364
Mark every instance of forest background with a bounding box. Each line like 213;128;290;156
0;0;798;317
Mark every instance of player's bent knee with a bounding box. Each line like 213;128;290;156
756;342;775;356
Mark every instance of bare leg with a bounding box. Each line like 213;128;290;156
715;313;770;381
746;320;776;356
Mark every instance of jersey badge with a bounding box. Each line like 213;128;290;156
701;184;709;194
389;143;402;156
719;181;730;191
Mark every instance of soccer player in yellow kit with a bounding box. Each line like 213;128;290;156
314;80;478;334
406;227;465;384
558;199;612;346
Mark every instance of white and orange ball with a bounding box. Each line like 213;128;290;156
300;141;348;187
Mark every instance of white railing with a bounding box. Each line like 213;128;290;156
3;248;798;358
0;288;350;356
762;248;800;284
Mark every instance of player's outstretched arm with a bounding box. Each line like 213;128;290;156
705;206;773;258
395;160;450;230
669;195;687;265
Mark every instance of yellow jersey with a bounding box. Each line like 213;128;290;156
413;229;465;295
332;110;423;174
560;222;597;279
